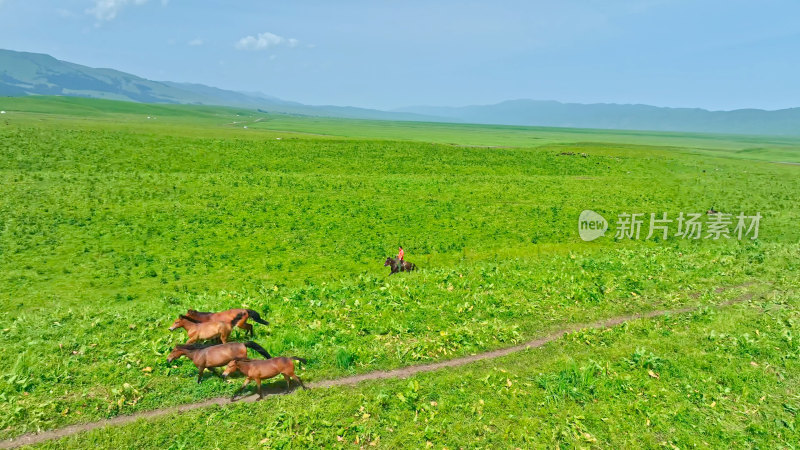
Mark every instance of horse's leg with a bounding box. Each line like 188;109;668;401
197;366;205;384
232;378;250;401
256;379;263;399
186;334;197;344
241;322;254;337
220;331;228;344
292;374;306;390
283;374;292;392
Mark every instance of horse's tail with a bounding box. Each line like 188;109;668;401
245;309;269;326
244;341;272;359
229;312;246;327
291;356;307;369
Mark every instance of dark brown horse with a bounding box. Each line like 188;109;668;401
167;341;272;383
185;308;269;337
384;257;417;275
223;357;307;400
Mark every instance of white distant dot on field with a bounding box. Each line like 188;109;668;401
0;111;6;114
276;137;281;140
243;126;248;129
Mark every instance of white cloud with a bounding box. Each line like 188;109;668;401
235;32;299;51
86;0;148;21
188;38;204;46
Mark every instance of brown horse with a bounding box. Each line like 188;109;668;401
185;308;269;337
169;312;244;344
167;341;272;383
384;257;417;275
223;357;307;400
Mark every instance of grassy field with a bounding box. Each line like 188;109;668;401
0;96;798;447
36;282;800;448
4;97;800;161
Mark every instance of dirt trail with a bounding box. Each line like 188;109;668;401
1;286;756;449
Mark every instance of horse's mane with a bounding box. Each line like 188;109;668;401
187;309;211;315
179;314;200;323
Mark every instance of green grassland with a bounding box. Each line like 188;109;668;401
38;282;800;449
4;97;800;161
248;114;800;163
0;96;799;447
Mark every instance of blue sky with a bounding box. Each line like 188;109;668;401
1;0;799;110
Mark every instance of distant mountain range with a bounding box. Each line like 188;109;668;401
2;48;800;135
394;101;800;135
0;49;437;121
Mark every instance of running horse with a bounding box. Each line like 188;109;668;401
167;341;272;383
184;308;269;337
223;356;307;400
169;312;244;344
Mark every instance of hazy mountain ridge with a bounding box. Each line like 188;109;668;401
2;48;800;135
0;49;439;121
395;100;800;135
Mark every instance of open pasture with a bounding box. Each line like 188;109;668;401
0;97;798;447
